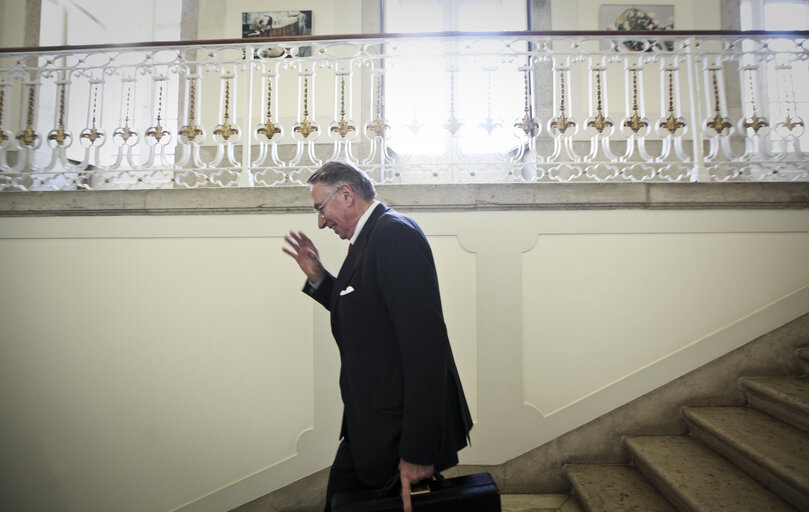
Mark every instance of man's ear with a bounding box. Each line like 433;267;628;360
341;184;355;206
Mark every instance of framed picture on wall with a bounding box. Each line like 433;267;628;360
242;10;313;57
601;4;674;51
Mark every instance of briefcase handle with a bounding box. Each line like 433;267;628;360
379;471;448;497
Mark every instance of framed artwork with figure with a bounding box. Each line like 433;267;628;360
242;10;313;57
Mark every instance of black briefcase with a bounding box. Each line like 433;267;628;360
331;472;501;511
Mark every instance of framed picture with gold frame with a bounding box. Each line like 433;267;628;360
601;4;674;51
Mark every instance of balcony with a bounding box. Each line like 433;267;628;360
0;30;807;192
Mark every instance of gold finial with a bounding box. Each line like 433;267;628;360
80;84;104;144
514;69;537;136
659;71;686;135
257;120;281;138
741;69;768;135
147;84;170;142
705;69;731;135
550;70;575;134
368;73;389;137
179;79;204;142
623;69;648;134
479;70;501;135
779;115;804;132
16;85;39;147
587;69;613;134
661;113;686;134
0;87;6;143
47;84;69;145
114;87;135;142
257;77;281;139
742;114;768;134
330;76;356;138
213;80;239;141
294;74;319;138
625;112;648;134
444;70;462;135
775;66;804;134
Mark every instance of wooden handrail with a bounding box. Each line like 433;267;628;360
1;30;807;55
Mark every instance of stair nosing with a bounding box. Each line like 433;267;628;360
626;435;797;512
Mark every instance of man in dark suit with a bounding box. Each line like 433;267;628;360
283;161;473;512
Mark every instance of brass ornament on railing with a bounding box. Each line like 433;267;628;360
549;69;576;135
658;70;686;136
514;68;538;137
704;69;732;137
479;68;502;135
213;80;239;142
293;73;318;139
586;68;613;135
146;83;171;143
80;83;105;147
256;75;282;141
444;70;462;135
779;115;805;132
775;65;805;138
15;84;40;148
736;68;768;138
47;83;71;147
365;72;389;138
623;68;649;135
179;79;204;144
329;75;356;138
113;86;138;146
0;86;10;146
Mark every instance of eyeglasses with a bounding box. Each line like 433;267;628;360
314;188;340;217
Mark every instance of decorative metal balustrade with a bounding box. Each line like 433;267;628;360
0;30;807;191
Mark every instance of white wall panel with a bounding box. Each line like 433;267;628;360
0;234;317;511
522;232;809;416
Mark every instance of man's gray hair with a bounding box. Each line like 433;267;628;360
308;161;376;201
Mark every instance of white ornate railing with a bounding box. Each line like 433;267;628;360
0;30;807;191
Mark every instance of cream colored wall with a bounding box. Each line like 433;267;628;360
0;0;26;48
1;208;808;512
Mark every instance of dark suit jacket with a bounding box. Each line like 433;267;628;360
304;203;473;486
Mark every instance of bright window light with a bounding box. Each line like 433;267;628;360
383;0;529;156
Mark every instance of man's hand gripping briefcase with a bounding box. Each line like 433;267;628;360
331;472;501;511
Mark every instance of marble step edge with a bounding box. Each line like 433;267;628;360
564;464;675;512
739;377;809;432
682;406;809;511
625;435;796;512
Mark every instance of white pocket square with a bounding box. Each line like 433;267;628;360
340;286;355;296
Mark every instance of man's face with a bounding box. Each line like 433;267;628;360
312;181;354;240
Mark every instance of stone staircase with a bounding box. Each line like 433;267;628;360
564;348;809;512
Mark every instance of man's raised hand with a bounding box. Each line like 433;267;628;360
283;230;326;283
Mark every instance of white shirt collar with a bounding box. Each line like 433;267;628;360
350;200;380;246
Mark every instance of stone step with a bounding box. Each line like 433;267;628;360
626;435;797;512
682;406;809;511
564;464;675;512
500;493;582;512
739;377;809;432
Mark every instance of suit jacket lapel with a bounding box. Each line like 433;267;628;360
331;203;387;310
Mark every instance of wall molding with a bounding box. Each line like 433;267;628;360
1;182;809;217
